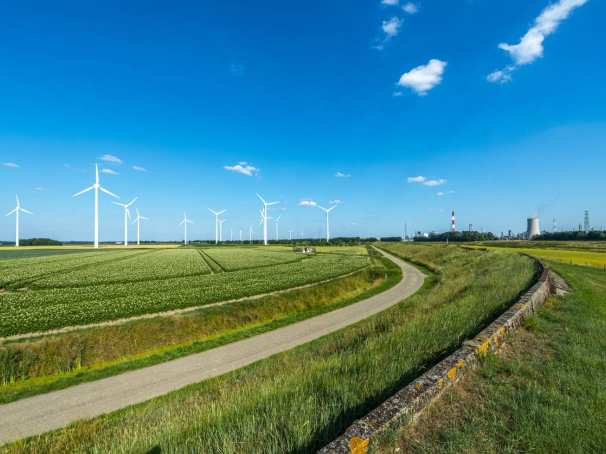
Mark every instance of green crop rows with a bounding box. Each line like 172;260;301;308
0;248;368;337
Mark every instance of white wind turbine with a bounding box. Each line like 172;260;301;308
179;212;193;245
113;197;138;247
219;218;227;242
317;204;337;242
132;208;149;246
208;209;226;244
73;164;119;249
257;193;279;246
274;215;281;241
6;195;33;247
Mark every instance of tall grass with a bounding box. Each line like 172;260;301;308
394;261;606;453
3;245;535;453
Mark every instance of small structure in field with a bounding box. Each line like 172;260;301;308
294;246;316;255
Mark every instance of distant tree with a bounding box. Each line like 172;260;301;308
414;231;497;243
20;238;63;246
535;231;606;241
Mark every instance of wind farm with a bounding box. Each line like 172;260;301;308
1;1;604;453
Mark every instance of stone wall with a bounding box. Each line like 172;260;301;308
319;260;567;454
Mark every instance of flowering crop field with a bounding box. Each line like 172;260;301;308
202;247;305;271
0;247;369;337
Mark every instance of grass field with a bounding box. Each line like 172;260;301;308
472;243;606;269
0;247;368;337
391;261;606;453
2;244;536;453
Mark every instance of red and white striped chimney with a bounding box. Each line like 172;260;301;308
451;210;456;233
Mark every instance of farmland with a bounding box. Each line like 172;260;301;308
1;244;537;453
0;246;369;338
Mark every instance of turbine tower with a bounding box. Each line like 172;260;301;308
113;197;138;247
257;193;279;245
6;195;33;247
132;208;149;246
317;205;337;242
275;215;281;241
73;164;119;249
208;209;226;244
219;218;227;242
179;212;193;245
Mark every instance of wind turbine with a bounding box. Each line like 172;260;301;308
6;195;33;247
113;197;138;247
249;226;253;243
317;205;337;242
219;218;227;242
256;193;279;246
132;208;149;246
179;212;193;245
73;164;119;249
208;209;226;244
274;215;281;241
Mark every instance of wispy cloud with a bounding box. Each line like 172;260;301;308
436;190;455;197
224;161;259;177
330;199;343;205
408;176;447;187
488;0;588;83
398;59;447;95
2;162;19;168
382;16;403;38
132;165;148;172
402;2;418;14
101;168;119;176
99;154;123;165
229;63;245;76
335;171;351;178
34;186;46;192
299;199;318;207
382;0;399;5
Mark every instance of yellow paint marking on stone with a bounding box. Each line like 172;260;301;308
456;359;465;369
496;326;506;338
447;367;458;381
349;436;369;454
437;378;445;389
476;340;490;356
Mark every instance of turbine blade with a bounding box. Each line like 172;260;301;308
141;216;149;220
99;186;119;198
73;185;95;197
113;202;126;207
95;164;99;184
21;208;33;215
6;208;17;216
15;195;20;206
256;193;267;204
267;201;280;206
127;197;138;207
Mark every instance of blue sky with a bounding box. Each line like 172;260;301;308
1;0;604;241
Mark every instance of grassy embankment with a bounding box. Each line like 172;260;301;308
390;260;606;453
0;250;390;404
2;244;535;453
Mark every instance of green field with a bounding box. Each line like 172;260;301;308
471;243;606;268
0;247;368;337
2;244;536;453
392;260;606;453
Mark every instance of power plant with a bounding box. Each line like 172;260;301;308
527;216;541;240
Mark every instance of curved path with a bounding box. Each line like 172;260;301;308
0;248;425;446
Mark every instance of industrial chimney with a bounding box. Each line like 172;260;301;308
451;210;456;233
527;217;540;240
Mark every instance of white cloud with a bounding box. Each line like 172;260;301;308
132;165;148;172
101;168;119;176
408;176;447;187
2;162;19;168
382;17;403;38
299;199;318;207
437;190;455;197
382;0;399;5
392;91;404;97
402;2;418;14
335;171;351;178
398;59;447;95
99;154;123;165
489;0;588;82
486;67;514;84
224;161;259;177
34;186;46;192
